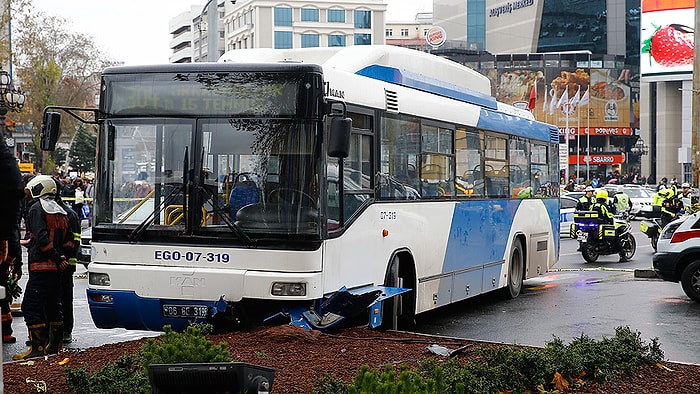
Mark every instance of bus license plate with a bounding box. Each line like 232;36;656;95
162;305;208;318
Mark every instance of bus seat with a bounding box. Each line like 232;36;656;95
228;173;260;219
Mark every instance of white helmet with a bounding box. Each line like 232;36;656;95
26;175;58;199
616;185;624;193
682;182;690;188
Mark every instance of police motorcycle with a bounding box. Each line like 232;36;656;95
639;217;662;252
570;206;636;263
640;190;700;251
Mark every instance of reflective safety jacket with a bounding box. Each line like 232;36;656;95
612;192;630;213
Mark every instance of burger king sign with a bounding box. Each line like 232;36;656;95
426;26;447;48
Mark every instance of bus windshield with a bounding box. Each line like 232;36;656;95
98;117;322;239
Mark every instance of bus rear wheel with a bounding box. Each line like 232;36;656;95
502;238;524;299
381;255;416;330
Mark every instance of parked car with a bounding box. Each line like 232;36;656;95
560;195;578;237
78;226;92;267
653;213;700;302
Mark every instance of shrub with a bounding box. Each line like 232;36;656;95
65;324;231;393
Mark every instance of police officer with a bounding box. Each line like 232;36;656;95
660;188;682;229
612;185;631;216
590;189;628;262
576;186;595;211
13;175;76;360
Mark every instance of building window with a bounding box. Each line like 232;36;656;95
301;33;319;48
328;9;345;23
354;33;371;45
274;7;292;26
386;29;393;37
328;34;346;47
401;29;409;37
301;8;319;22
354;10;371;29
274;31;293;49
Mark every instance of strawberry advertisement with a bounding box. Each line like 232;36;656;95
641;0;695;80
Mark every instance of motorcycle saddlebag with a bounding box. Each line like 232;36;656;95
599;224;616;239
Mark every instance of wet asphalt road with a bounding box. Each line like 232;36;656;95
414;225;700;365
3;223;699;365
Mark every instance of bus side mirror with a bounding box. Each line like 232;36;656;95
40;112;61;151
328;117;351;158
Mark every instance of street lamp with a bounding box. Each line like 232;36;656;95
196;0;237;62
0;69;26;152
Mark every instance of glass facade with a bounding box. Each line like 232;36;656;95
328;9;345;23
354;34;371;45
466;0;485;49
301;33;319;48
274;31;293;49
301;8;319;22
274;7;292;26
354;10;371;29
328;34;346;47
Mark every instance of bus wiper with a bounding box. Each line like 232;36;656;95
195;148;253;245
128;148;190;243
195;184;254;246
127;182;184;243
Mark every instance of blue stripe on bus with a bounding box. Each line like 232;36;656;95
87;289;211;331
355;64;499;110
476;108;554;142
442;199;560;273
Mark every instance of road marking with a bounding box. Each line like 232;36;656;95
550;267;636;272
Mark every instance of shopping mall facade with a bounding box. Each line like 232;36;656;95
430;0;693;185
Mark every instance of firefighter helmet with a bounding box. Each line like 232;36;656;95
26;175;58;199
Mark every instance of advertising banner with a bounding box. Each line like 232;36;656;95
641;0;695;81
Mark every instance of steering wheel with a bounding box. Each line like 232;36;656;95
268;188;315;206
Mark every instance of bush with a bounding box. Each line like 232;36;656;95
315;325;664;394
65;324;231;393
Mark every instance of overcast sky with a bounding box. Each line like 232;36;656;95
31;0;432;65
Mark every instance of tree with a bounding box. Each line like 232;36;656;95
69;124;96;174
9;0;111;173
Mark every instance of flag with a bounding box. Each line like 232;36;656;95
528;84;536;111
543;85;548;113
569;86;581;108
549;89;558;114
579;87;590;107
556;87;569;112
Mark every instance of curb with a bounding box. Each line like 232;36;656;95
634;269;659;279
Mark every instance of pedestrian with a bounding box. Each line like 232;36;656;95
13;175;76;360
0;139;26;345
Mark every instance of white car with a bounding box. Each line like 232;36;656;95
560;195;578;237
653;213;700;302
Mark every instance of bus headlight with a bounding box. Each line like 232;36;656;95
89;272;111;286
271;282;306;296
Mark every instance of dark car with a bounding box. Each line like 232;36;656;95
78;226;92;267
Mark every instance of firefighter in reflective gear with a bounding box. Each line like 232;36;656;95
54;185;81;344
590;189;628;262
576;186;595;211
13;175;75;360
660;188;682;229
612;185;631;215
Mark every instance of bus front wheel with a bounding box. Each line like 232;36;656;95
502;238;524;299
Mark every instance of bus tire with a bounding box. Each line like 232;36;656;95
502;238;524;299
381;254;416;330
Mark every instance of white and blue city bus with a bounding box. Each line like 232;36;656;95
40;45;560;332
